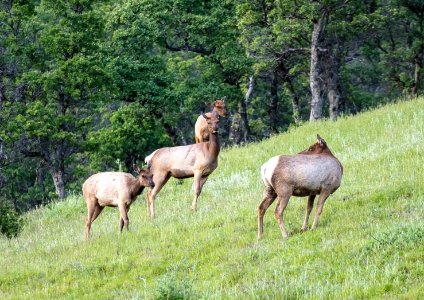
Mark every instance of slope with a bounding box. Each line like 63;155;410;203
1;98;424;299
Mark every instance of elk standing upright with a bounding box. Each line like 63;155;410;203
145;112;221;218
194;98;226;143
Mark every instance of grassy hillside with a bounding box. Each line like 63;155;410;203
1;98;424;299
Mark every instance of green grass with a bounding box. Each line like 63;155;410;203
2;98;424;299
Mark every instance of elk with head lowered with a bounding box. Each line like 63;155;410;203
145;112;221;218
82;165;154;239
258;134;343;239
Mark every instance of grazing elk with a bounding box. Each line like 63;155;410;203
82;165;154;239
258;134;343;239
145;112;220;218
194;98;226;143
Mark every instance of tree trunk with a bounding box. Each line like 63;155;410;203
229;113;242;144
412;7;424;96
50;168;66;199
326;46;342;121
285;77;300;123
309;10;329;121
327;78;340;120
240;76;253;142
0;138;5;188
0;79;5;106
162;123;179;145
0;137;4;160
176;127;188;145
279;61;301;124
269;72;279;133
41;141;67;200
412;53;422;96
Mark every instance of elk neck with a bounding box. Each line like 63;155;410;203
207;131;220;157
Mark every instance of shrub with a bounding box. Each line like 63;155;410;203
155;269;194;300
0;200;23;238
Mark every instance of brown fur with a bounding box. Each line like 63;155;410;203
194;99;226;143
146;113;220;217
298;136;332;155
82;165;154;239
258;134;343;239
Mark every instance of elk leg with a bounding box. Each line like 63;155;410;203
119;217;124;232
311;191;331;230
89;204;104;227
85;197;97;240
147;174;170;218
257;186;277;240
274;192;291;239
192;174;208;211
145;190;150;214
301;195;316;232
91;204;104;222
119;205;131;232
118;203;129;233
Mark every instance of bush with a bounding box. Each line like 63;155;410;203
155;269;194;300
0;200;23;238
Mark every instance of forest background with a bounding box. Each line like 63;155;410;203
1;0;423;234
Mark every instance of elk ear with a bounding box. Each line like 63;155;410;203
202;113;210;120
133;164;141;173
317;134;326;146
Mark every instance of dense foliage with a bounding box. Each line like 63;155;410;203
1;0;423;220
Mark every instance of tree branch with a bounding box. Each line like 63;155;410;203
164;40;215;56
276;48;310;61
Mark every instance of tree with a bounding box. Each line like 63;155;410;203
0;0;57;209
237;0;311;133
2;0;424;211
375;0;424;96
309;4;329;121
138;0;250;144
4;0;110;199
86;103;171;172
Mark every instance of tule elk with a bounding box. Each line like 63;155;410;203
82;165;154;239
194;98;226;143
258;134;343;239
145;112;220;218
